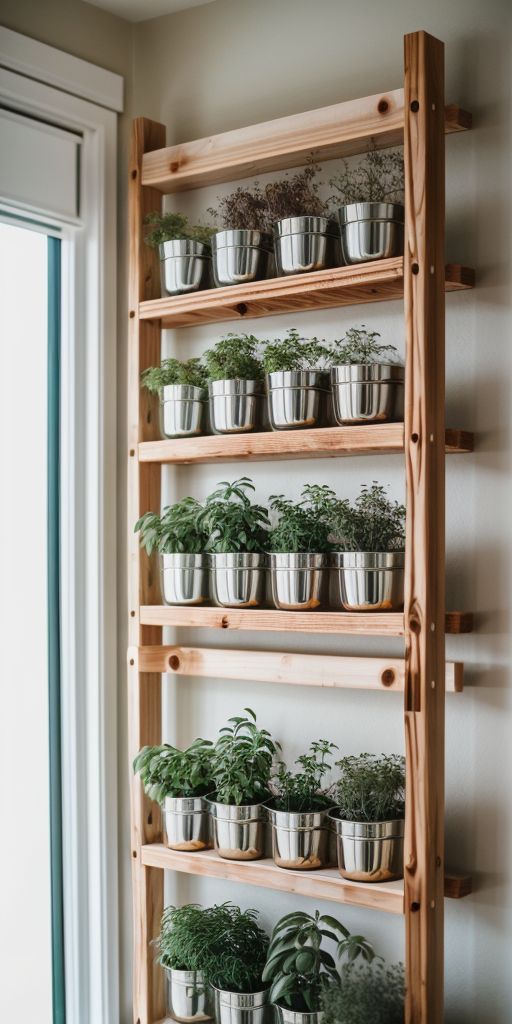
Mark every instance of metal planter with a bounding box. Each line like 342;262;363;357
337;202;404;264
208;378;263;434
207;798;266;860
328;813;404;882
159;240;211;295
275;1007;323;1024
166;968;212;1023
160;384;206;438
329;551;404;612
212;230;273;287
266;370;329;430
274;216;339;276
266;804;331;870
163;795;211;852
160;553;209;606
270;553;325;611
209;553;266;608
213;987;270;1024
330;364;404;425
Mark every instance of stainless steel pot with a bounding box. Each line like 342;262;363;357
328;813;404;882
266;805;331;870
330;364;404;425
209;552;266;608
159;240;211;295
163;795;211;851
160;553;209;606
207;798;266;860
160;384;207;438
208;379;263;434
329;551;404;612
213;987;270;1024
212;230;273;287
274;216;339;275
270;553;325;611
275;1006;323;1024
266;370;329;430
337;202;404;264
166;968;212;1023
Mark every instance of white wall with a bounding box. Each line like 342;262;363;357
124;1;512;1021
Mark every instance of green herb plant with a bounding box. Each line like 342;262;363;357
134;497;207;555
263;910;377;1012
264;162;328;221
200;903;269;993
158;903;213;971
269;484;336;554
204;334;264;382
270;740;338;812
329;146;404;206
329;326;401;366
197;477;270;554
133;738;214;802
327;483;406;552
144;211;214;247
211;708;279;805
263;328;330;374
334;753;405;822
207;184;271;232
141;357;208;393
321;961;405;1024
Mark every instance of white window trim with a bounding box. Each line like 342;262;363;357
0;32;122;1024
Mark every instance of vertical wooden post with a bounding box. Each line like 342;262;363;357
128;117;167;1024
403;31;446;1024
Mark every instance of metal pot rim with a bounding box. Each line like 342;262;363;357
206;795;268;819
160;552;206;567
161;384;207;401
269;552;326;568
163;794;209;812
266;369;329;389
213;986;270;1005
329;551;405;568
337;202;404;224
329;363;404;382
208;552;267;568
166;967;206;981
327;811;405;838
265;802;333;828
212;229;273;250
159;239;211;258
208;378;263;396
274;216;337;235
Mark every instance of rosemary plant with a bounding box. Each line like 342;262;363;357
334;753;406;822
326;483;406;553
200;903;270;993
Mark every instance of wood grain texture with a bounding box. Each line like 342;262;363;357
134;644;463;692
128;118;166;1024
403;32;446;1024
140;91;471;193
138;260;474;329
138;425;473;466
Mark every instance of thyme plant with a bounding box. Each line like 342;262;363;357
321;961;405;1024
133;738;214;802
327;483;406;552
198;477;270;554
329;146;404;205
211;708;279;805
144;210;214;247
329;326;401;366
141;357;208;393
334;753;405;822
269;484;336;554
262;328;330;374
264;163;328;221
203;333;265;382
134;497;207;555
270;740;338;812
207;184;271;232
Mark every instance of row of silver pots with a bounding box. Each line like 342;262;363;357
159;204;404;295
168;970;314;1024
160;365;405;438
161;551;405;612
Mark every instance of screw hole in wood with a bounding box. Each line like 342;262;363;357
377;99;389;113
132;850;137;859
168;655;180;670
411;432;419;443
129;658;135;666
131;169;137;179
410;100;420;112
412;262;419;275
236;302;248;316
380;669;395;687
129;310;135;318
130;610;135;617
410;901;421;912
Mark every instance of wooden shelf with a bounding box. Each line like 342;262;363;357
138;424;474;465
140;92;471;193
139;607;473;636
141;845;472;914
138;260;474;329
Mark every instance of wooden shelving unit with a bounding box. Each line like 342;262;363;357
128;30;474;1024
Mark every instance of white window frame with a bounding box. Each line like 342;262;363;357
0;28;122;1024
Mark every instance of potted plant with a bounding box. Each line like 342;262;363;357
327;326;404;425
326;483;406;612
197;477;270;608
207;708;279;860
321;961;405;1024
263;329;331;430
266;739;337;870
329;146;404;264
328;753;406;883
207;184;273;286
268;484;334;610
158;904;213;1022
145;210;214;295
141;357;208;438
133;738;213;851
265;163;339;276
135;497;209;606
203;333;265;434
201;903;270;1024
263;909;376;1024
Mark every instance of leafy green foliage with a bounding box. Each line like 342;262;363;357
211;708;279;805
158;903;213;971
328;326;401;366
141;357;208;393
262;328;330;374
320;961;405;1024
264;162;328;221
144;211;214;247
263;910;377;1012
133;738;214;802
329;146;404;205
270;740;338;812
334;753;405;822
326;482;406;552
207;183;271;232
134;497;208;555
198;477;270;554
269;484;336;554
200;903;269;992
203;333;264;382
